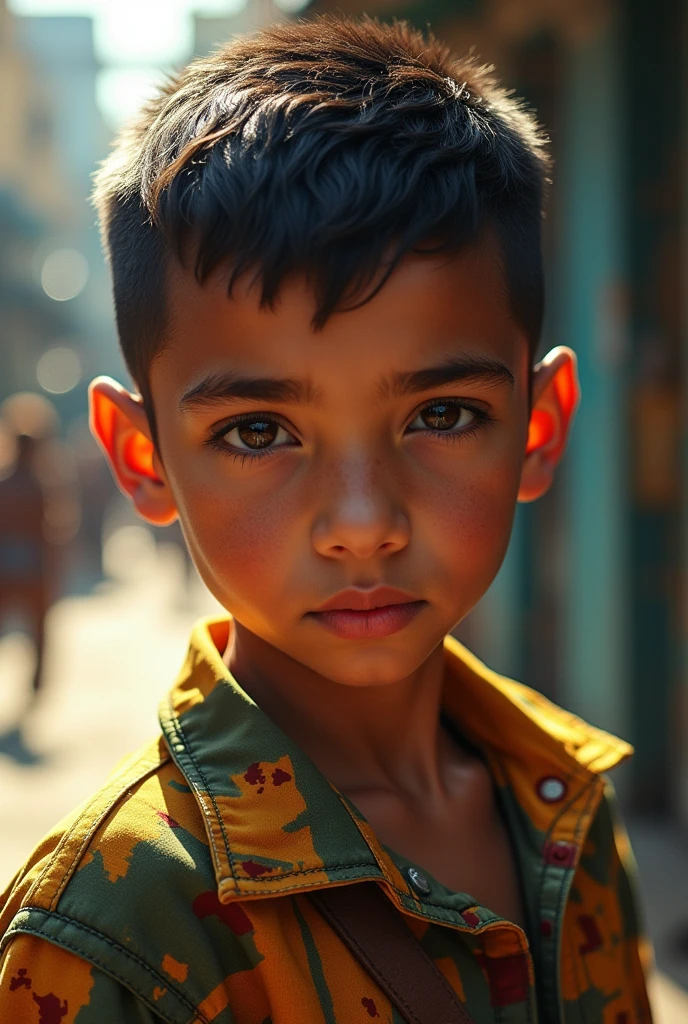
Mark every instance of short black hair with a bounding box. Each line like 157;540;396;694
93;14;550;427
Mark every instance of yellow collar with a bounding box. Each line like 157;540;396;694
160;617;631;918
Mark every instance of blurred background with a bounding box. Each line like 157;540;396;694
0;0;685;1017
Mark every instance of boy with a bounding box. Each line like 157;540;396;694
0;15;653;1023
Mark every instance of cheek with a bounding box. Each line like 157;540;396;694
419;456;521;584
171;465;304;604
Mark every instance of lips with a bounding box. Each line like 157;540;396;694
307;586;425;639
313;586;419;613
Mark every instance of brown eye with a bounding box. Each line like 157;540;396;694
237;421;278;449
406;401;480;437
419;403;462;430
218;417;296;454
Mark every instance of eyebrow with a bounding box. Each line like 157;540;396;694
382;356;515;398
178;371;322;412
179;354;515;413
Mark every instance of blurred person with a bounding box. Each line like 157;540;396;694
0;393;79;701
0;17;653;1024
65;416;116;591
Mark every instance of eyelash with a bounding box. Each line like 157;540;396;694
205;401;494;464
205;412;296;466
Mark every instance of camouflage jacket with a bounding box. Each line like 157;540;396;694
0;617;653;1023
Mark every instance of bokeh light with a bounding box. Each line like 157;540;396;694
0;392;60;439
36;346;82;394
274;0;310;10
40;248;89;301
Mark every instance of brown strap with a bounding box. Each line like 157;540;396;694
307;882;475;1024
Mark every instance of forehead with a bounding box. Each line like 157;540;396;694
154;232;529;398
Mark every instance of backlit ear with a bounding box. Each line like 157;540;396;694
89;376;178;526
518;347;580;503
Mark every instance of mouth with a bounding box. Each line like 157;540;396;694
306;586;426;640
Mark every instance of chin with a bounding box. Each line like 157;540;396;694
315;648;428;688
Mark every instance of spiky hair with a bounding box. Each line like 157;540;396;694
93;14;550;422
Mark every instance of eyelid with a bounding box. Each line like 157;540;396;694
404;396;486;428
209;410;299;440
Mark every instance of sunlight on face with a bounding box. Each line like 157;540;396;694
149;236;531;688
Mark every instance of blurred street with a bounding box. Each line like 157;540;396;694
0;529;687;1022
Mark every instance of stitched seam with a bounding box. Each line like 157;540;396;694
164;698;228;878
549;778;600;1024
564;781;600;1024
572;780;600;848
519;950;533;1024
222;862;378;881
220;876;502;928
50;757;171;912
8;914;207;1024
24;750;168;912
535;776;598;1024
27;757;159;905
337;797;420;906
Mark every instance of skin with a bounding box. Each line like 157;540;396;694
90;231;579;925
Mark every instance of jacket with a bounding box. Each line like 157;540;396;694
0;616;653;1023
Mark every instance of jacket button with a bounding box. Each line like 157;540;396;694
406;867;431;895
543;840;577;868
537;776;567;803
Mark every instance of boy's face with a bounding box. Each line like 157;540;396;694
92;232;578;687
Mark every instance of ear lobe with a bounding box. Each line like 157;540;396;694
89;376;178;526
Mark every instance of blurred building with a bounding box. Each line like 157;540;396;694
193;0;291;58
309;0;687;820
15;13;117;420
0;2;117;426
0;0;71;400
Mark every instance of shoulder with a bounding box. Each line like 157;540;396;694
1;737;170;929
0;932;163;1023
0;735;235;1020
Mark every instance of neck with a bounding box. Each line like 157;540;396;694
224;621;452;806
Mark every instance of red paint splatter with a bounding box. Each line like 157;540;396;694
241;859;274;878
9;968;31;991
474;952;530;1008
32;992;68;1024
362;996;380;1017
540;920;553;938
577;915;603;955
244;763;266;786
271;768;292;786
461;911;480;927
616;1014;629;1024
192;891;253;935
257;787;264;794
157;811;180;828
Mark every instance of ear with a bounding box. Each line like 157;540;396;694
89;376;178;526
518;346;580;504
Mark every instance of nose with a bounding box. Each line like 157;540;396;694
311;452;411;561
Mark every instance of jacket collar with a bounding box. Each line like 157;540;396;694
160;617;631;919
